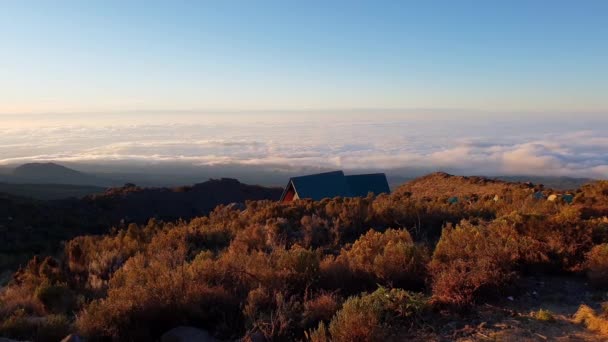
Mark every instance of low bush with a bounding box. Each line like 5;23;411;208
75;254;241;340
34;281;76;314
301;293;339;330
308;287;427;342
532;309;555;322
429;220;523;306
0;310;70;342
585;244;608;288
338;229;429;289
574;304;608;335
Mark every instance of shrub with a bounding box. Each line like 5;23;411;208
328;294;384;341
318;255;356;292
305;321;329;342
0;309;32;340
532;309;555;322
76;254;241;340
574;304;608;335
337;229;429;289
586;244;608;288
244;291;303;341
301;293;339;330
274;245;321;291
319;287;426;342
34;281;76;314
429;220;523;306
0;310;70;342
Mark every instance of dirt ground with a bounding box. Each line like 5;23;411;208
402;275;607;341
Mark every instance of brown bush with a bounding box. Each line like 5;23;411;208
0;311;70;342
76;254;241;340
429;220;523;306
586;244;608;288
301;293;339;330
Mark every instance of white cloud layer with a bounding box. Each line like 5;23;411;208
1;115;607;179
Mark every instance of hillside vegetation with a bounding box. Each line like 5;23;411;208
1;173;608;341
0;179;282;272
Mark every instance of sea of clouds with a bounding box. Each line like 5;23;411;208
1;113;607;179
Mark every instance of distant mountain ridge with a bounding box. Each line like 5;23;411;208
5;162;112;186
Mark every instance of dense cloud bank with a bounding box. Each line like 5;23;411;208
1;117;607;179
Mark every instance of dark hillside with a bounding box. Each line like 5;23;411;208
0;179;282;271
0;183;105;200
84;178;282;223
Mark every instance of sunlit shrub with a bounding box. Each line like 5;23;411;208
574;304;608;335
429;220;523;306
274;245;320;291
339;229;428;289
324;287;427;342
532;309;555;322
76;254;240;340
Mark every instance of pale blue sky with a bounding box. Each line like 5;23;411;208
1;1;607;115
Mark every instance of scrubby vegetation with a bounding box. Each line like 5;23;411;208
0;173;607;340
574;304;608;335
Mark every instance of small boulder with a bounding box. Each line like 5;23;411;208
161;327;217;342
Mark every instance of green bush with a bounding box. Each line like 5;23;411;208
312;287;427;342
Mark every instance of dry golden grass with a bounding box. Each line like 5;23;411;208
573;305;608;335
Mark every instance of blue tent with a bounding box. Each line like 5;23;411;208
533;191;545;200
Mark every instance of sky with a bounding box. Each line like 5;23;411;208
0;1;607;179
1;0;607;114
